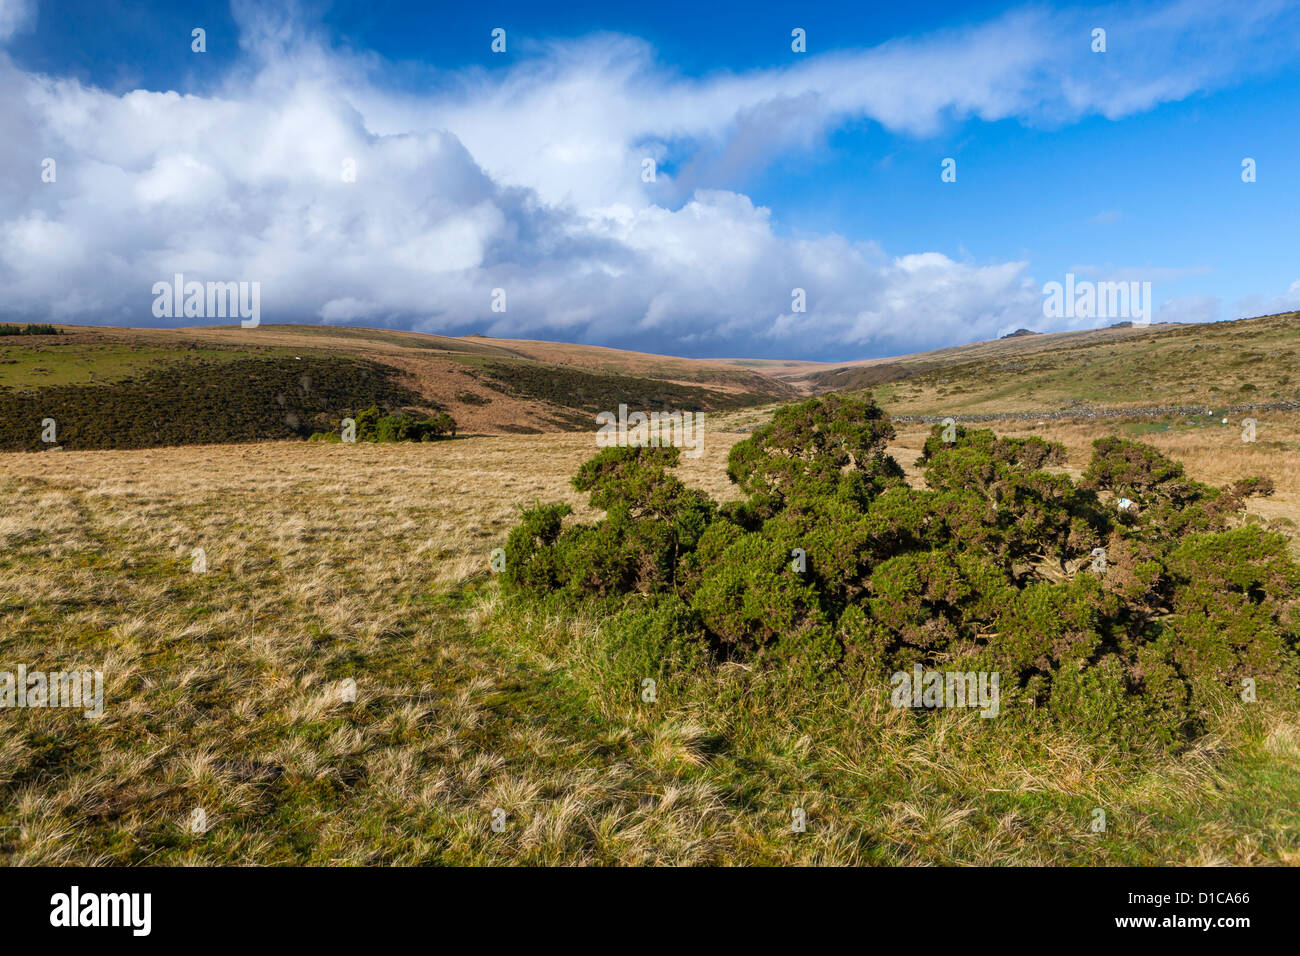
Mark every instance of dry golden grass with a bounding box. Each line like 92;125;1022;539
1;415;1298;865
0;435;756;864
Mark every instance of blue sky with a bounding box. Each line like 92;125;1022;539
1;0;1297;360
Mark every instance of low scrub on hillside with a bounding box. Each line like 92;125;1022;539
0;356;426;450
502;394;1298;750
473;359;776;425
310;406;457;442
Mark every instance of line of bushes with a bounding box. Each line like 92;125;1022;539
500;393;1298;750
473;359;776;420
0;323;60;336
310;406;457;442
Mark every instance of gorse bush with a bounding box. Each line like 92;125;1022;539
311;406;457;443
0;323;59;335
725;392;904;517
501;394;1299;748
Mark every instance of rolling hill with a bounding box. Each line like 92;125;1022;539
731;311;1300;419
0;324;795;449
0;312;1295;449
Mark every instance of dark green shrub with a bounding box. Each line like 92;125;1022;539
565;445;716;593
761;495;874;603
556;510;676;596
502;503;572;594
861;486;943;556
345;406;457;443
865;550;1011;668
989;574;1109;676
760;622;845;688
690;531;824;647
0;323;59;335
1081;435;1187;498
1045;652;1186;749
428;412;457;438
1164;526;1300;705
354;405;384;441
919;426;1107;575
497;395;1300;750
374;413;408;442
726;393;903;517
0;357;423;450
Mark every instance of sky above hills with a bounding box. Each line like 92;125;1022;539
1;0;1298;360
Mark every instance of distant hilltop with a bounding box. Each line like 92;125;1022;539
1003;321;1176;338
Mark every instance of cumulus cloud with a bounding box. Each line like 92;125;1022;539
1235;280;1300;319
0;0;35;43
400;0;1300;211
0;0;1296;358
1155;294;1223;325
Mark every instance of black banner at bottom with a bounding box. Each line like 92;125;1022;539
0;865;1281;942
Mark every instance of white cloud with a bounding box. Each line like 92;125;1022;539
1235;280;1300;319
0;0;1295;357
390;0;1300;211
0;0;35;43
1156;294;1222;325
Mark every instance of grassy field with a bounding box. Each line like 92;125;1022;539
3;410;1298;865
784;312;1300;417
0;342;265;389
